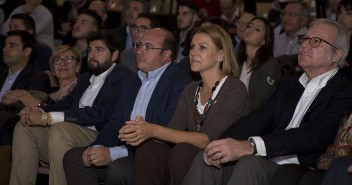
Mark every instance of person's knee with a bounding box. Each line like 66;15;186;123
169;143;200;164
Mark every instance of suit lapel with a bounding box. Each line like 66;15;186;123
145;63;174;121
305;73;340;115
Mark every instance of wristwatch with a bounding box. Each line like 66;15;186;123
249;138;257;155
41;112;48;126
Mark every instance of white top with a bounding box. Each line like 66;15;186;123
239;62;252;90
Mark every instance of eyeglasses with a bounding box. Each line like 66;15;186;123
297;35;338;49
280;11;304;17
53;56;78;66
133;42;168;51
130;25;150;33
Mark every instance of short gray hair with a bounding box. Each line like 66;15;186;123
309;18;350;64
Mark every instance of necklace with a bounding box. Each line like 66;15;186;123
193;77;221;132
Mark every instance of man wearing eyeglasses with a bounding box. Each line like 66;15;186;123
182;18;352;185
63;28;192;185
273;1;310;57
9;30;132;185
119;13;160;73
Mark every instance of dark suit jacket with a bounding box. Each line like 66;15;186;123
0;63;50;92
92;62;192;147
222;72;352;168
42;65;132;131
114;25;128;51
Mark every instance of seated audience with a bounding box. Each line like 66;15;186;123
63;28;192;185
121;24;249;185
119;13;160;73
2;45;81;107
0;0;55;50
0;13;52;71
273;1;310;57
9;30;132;185
238;17;281;112
182;18;352;185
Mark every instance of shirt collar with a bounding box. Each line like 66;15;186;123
299;68;338;88
89;63;116;84
137;62;171;81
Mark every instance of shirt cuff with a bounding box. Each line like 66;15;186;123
109;145;128;161
49;112;64;124
249;136;267;156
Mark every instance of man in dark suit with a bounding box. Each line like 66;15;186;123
9;30;132;185
0;30;50;100
63;28;192;185
182;18;352;185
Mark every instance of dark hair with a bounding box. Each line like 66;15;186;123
87;29;121;54
338;0;352;12
160;28;177;61
79;9;103;29
137;13;160;28
130;0;150;13
10;13;36;34
177;0;199;14
237;17;274;72
7;30;37;62
200;16;228;31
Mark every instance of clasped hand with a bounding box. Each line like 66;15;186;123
82;146;112;167
203;138;254;168
118;116;155;146
18;106;44;126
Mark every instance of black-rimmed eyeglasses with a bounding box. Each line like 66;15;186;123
133;42;168;51
53;56;78;66
297;34;338;49
130;25;150;32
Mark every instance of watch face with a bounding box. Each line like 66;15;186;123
41;113;48;121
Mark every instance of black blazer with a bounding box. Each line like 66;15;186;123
42;65;132;131
0;63;50;92
222;73;352;168
92;62;192;147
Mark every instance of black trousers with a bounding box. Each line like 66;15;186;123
63;147;135;185
135;141;201;185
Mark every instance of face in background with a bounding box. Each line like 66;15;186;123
131;17;151;43
3;35;30;68
135;29;170;73
298;23;341;75
243;19;266;48
72;14;99;40
281;3;308;35
52;50;80;82
9;19;27;32
219;0;235;19
89;1;108;22
236;13;255;39
87;40;118;75
177;6;197;31
125;1;144;26
189;33;223;73
337;6;352;34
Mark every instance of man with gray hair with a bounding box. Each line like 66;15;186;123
183;18;352;185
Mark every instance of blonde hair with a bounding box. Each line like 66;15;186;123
50;45;82;82
192;24;239;77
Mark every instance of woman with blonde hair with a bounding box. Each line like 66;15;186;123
119;24;249;185
2;45;81;106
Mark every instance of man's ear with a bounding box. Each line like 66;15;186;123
163;50;172;61
333;49;345;63
23;47;32;57
111;50;120;62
